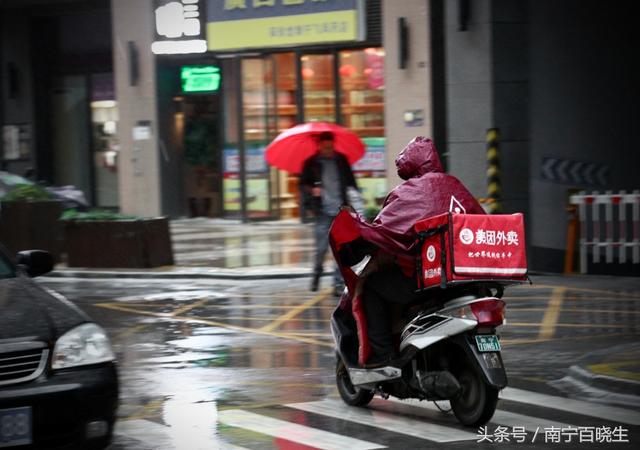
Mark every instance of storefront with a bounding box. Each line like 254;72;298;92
162;0;385;220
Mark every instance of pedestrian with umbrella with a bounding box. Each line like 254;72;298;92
265;122;364;296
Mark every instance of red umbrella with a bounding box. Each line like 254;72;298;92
265;122;365;174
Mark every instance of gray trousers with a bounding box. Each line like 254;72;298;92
314;213;342;286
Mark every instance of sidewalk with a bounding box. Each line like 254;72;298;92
51;217;319;280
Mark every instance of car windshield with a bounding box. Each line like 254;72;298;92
0;249;16;278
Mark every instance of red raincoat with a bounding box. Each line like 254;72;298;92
331;137;485;365
356;136;484;271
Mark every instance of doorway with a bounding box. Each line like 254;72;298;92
180;95;222;217
223;48;387;221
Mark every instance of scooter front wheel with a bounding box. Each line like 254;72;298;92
336;358;374;406
450;362;499;427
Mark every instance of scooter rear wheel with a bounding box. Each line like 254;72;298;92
336;359;374;406
450;363;499;427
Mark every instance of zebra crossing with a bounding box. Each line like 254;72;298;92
114;387;639;449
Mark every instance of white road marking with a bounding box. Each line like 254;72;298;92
286;399;478;443
217;409;385;450
388;398;576;431
500;387;640;426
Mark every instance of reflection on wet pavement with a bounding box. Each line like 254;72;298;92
171;221;318;269
92;279;337;449
33;274;640;449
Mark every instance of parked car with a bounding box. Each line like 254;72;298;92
0;245;118;449
0;171;89;211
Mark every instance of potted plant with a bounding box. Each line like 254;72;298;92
62;209;174;268
0;184;63;259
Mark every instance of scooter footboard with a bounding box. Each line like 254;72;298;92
449;333;508;389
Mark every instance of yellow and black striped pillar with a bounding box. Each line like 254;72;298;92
486;128;502;213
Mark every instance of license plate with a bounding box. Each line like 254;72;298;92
0;407;32;448
475;335;501;352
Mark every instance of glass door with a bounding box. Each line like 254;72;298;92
298;52;337;221
240;53;300;220
301;53;336;123
241;57;274;219
270;53;299;219
338;48;387;211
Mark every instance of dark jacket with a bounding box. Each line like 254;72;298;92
300;151;357;214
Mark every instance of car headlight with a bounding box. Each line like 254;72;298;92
52;323;115;370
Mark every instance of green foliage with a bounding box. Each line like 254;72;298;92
184;120;216;167
60;209;139;221
2;184;53;202
364;206;380;222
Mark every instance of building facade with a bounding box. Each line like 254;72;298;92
114;0;390;221
1;0;638;271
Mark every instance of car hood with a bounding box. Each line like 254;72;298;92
0;276;88;343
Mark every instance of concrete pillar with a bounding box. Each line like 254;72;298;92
382;0;434;190
491;1;529;217
444;0;494;197
111;0;162;216
443;0;529;216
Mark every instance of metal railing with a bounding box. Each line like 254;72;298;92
569;191;640;274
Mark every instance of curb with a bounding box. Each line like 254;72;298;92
549;365;640;409
568;365;640;395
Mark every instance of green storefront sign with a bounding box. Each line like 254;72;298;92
181;65;222;93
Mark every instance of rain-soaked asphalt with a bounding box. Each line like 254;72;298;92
35;273;640;450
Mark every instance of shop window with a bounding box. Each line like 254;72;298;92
339;48;387;209
302;54;336;122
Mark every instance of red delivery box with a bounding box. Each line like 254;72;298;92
414;213;528;289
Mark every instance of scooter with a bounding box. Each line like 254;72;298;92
329;209;527;427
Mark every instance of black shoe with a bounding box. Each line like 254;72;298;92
310;273;320;292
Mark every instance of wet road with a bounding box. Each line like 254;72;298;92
36;275;640;449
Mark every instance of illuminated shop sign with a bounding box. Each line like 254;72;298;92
206;0;364;51
181;65;222;92
152;0;207;54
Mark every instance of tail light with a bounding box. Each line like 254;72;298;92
470;299;505;326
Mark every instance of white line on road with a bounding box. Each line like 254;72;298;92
500;387;640;426
217;409;385;450
388;398;576;431
286;399;478;443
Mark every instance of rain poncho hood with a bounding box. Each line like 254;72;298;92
395;136;444;180
356;137;484;260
